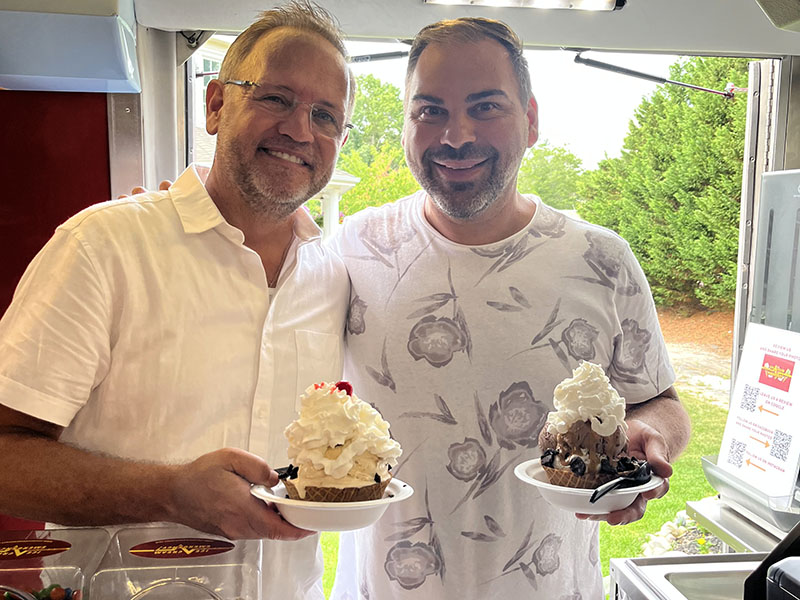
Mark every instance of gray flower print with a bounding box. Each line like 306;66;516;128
614;318;651;374
610;318;656;386
360;213;416;256
485;528;564;589
470;235;548;286
512;300;602;375
407;315;467;367
347;295;367;335
562;318;599;361
446;438;487;482
566;231;642;296
365;338;396;392
532;533;562;575
384;541;441;590
568;231;642;296
462;514;507;542
585;231;623;278
530;204;566;238
400;393;457;424
489;382;545;450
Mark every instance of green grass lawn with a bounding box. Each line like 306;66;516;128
322;531;339;597
320;387;728;595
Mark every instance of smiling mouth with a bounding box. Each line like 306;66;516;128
432;156;489;169
260;148;310;167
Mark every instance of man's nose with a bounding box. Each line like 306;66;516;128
440;111;476;149
276;103;315;143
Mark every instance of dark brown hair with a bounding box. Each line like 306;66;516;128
406;17;532;105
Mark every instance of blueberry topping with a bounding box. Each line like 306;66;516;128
277;464;299;480
600;457;616;474
569;457;586;476
541;449;557;468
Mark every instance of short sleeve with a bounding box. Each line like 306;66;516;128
0;229;112;425
608;243;675;404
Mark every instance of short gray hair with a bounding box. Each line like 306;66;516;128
406;17;532;106
218;0;355;116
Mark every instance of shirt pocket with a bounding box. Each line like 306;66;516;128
294;330;343;410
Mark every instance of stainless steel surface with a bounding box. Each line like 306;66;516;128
733;59;782;379
107;93;144;200
700;455;800;533
665;569;752;600
784;57;800;170
610;553;766;600
131;0;800;57
687;496;783;553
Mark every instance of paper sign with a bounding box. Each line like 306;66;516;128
718;322;800;502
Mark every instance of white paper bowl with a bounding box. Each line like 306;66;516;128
514;458;663;515
250;478;413;531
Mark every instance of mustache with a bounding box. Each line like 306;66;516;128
424;144;496;162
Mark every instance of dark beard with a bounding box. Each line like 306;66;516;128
415;144;503;220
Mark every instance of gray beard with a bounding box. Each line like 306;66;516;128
219;135;329;220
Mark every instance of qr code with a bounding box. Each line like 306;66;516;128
770;429;792;462
727;439;746;468
740;384;759;412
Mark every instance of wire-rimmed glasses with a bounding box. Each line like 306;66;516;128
225;80;352;140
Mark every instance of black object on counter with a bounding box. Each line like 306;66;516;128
768;557;800;599
745;519;800;599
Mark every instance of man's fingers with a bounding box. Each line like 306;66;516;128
224;448;279;487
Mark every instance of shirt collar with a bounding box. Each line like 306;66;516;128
170;164;322;242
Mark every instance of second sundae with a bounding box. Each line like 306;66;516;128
539;361;645;489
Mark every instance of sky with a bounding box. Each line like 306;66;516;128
346;40;680;170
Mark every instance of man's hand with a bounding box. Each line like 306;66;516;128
168;447;314;541
118;180;172;199
575;419;671;525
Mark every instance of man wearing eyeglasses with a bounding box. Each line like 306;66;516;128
0;2;352;598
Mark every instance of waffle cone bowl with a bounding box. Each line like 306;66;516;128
284;476;391;502
541;465;617;490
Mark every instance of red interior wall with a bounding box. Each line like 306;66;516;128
0;90;111;315
0;90;112;530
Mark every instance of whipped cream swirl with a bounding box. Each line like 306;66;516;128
546;361;627;437
285;382;402;481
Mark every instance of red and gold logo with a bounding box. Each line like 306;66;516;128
129;538;234;559
0;539;71;560
759;354;794;392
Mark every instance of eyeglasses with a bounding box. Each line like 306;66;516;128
225;80;353;140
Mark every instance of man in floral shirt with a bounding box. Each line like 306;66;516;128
330;17;690;600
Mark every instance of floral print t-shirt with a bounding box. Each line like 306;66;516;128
328;191;675;600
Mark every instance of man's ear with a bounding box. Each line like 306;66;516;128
526;94;539;148
206;79;225;135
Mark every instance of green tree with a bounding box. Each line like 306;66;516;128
330;74;417;215
343;74;404;165
337;142;419;215
517;141;584;209
578;56;750;309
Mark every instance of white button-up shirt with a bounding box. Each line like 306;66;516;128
0;165;348;598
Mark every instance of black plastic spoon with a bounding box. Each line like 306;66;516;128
589;461;652;504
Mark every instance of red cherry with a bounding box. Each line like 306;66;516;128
335;381;353;396
49;587;66;600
